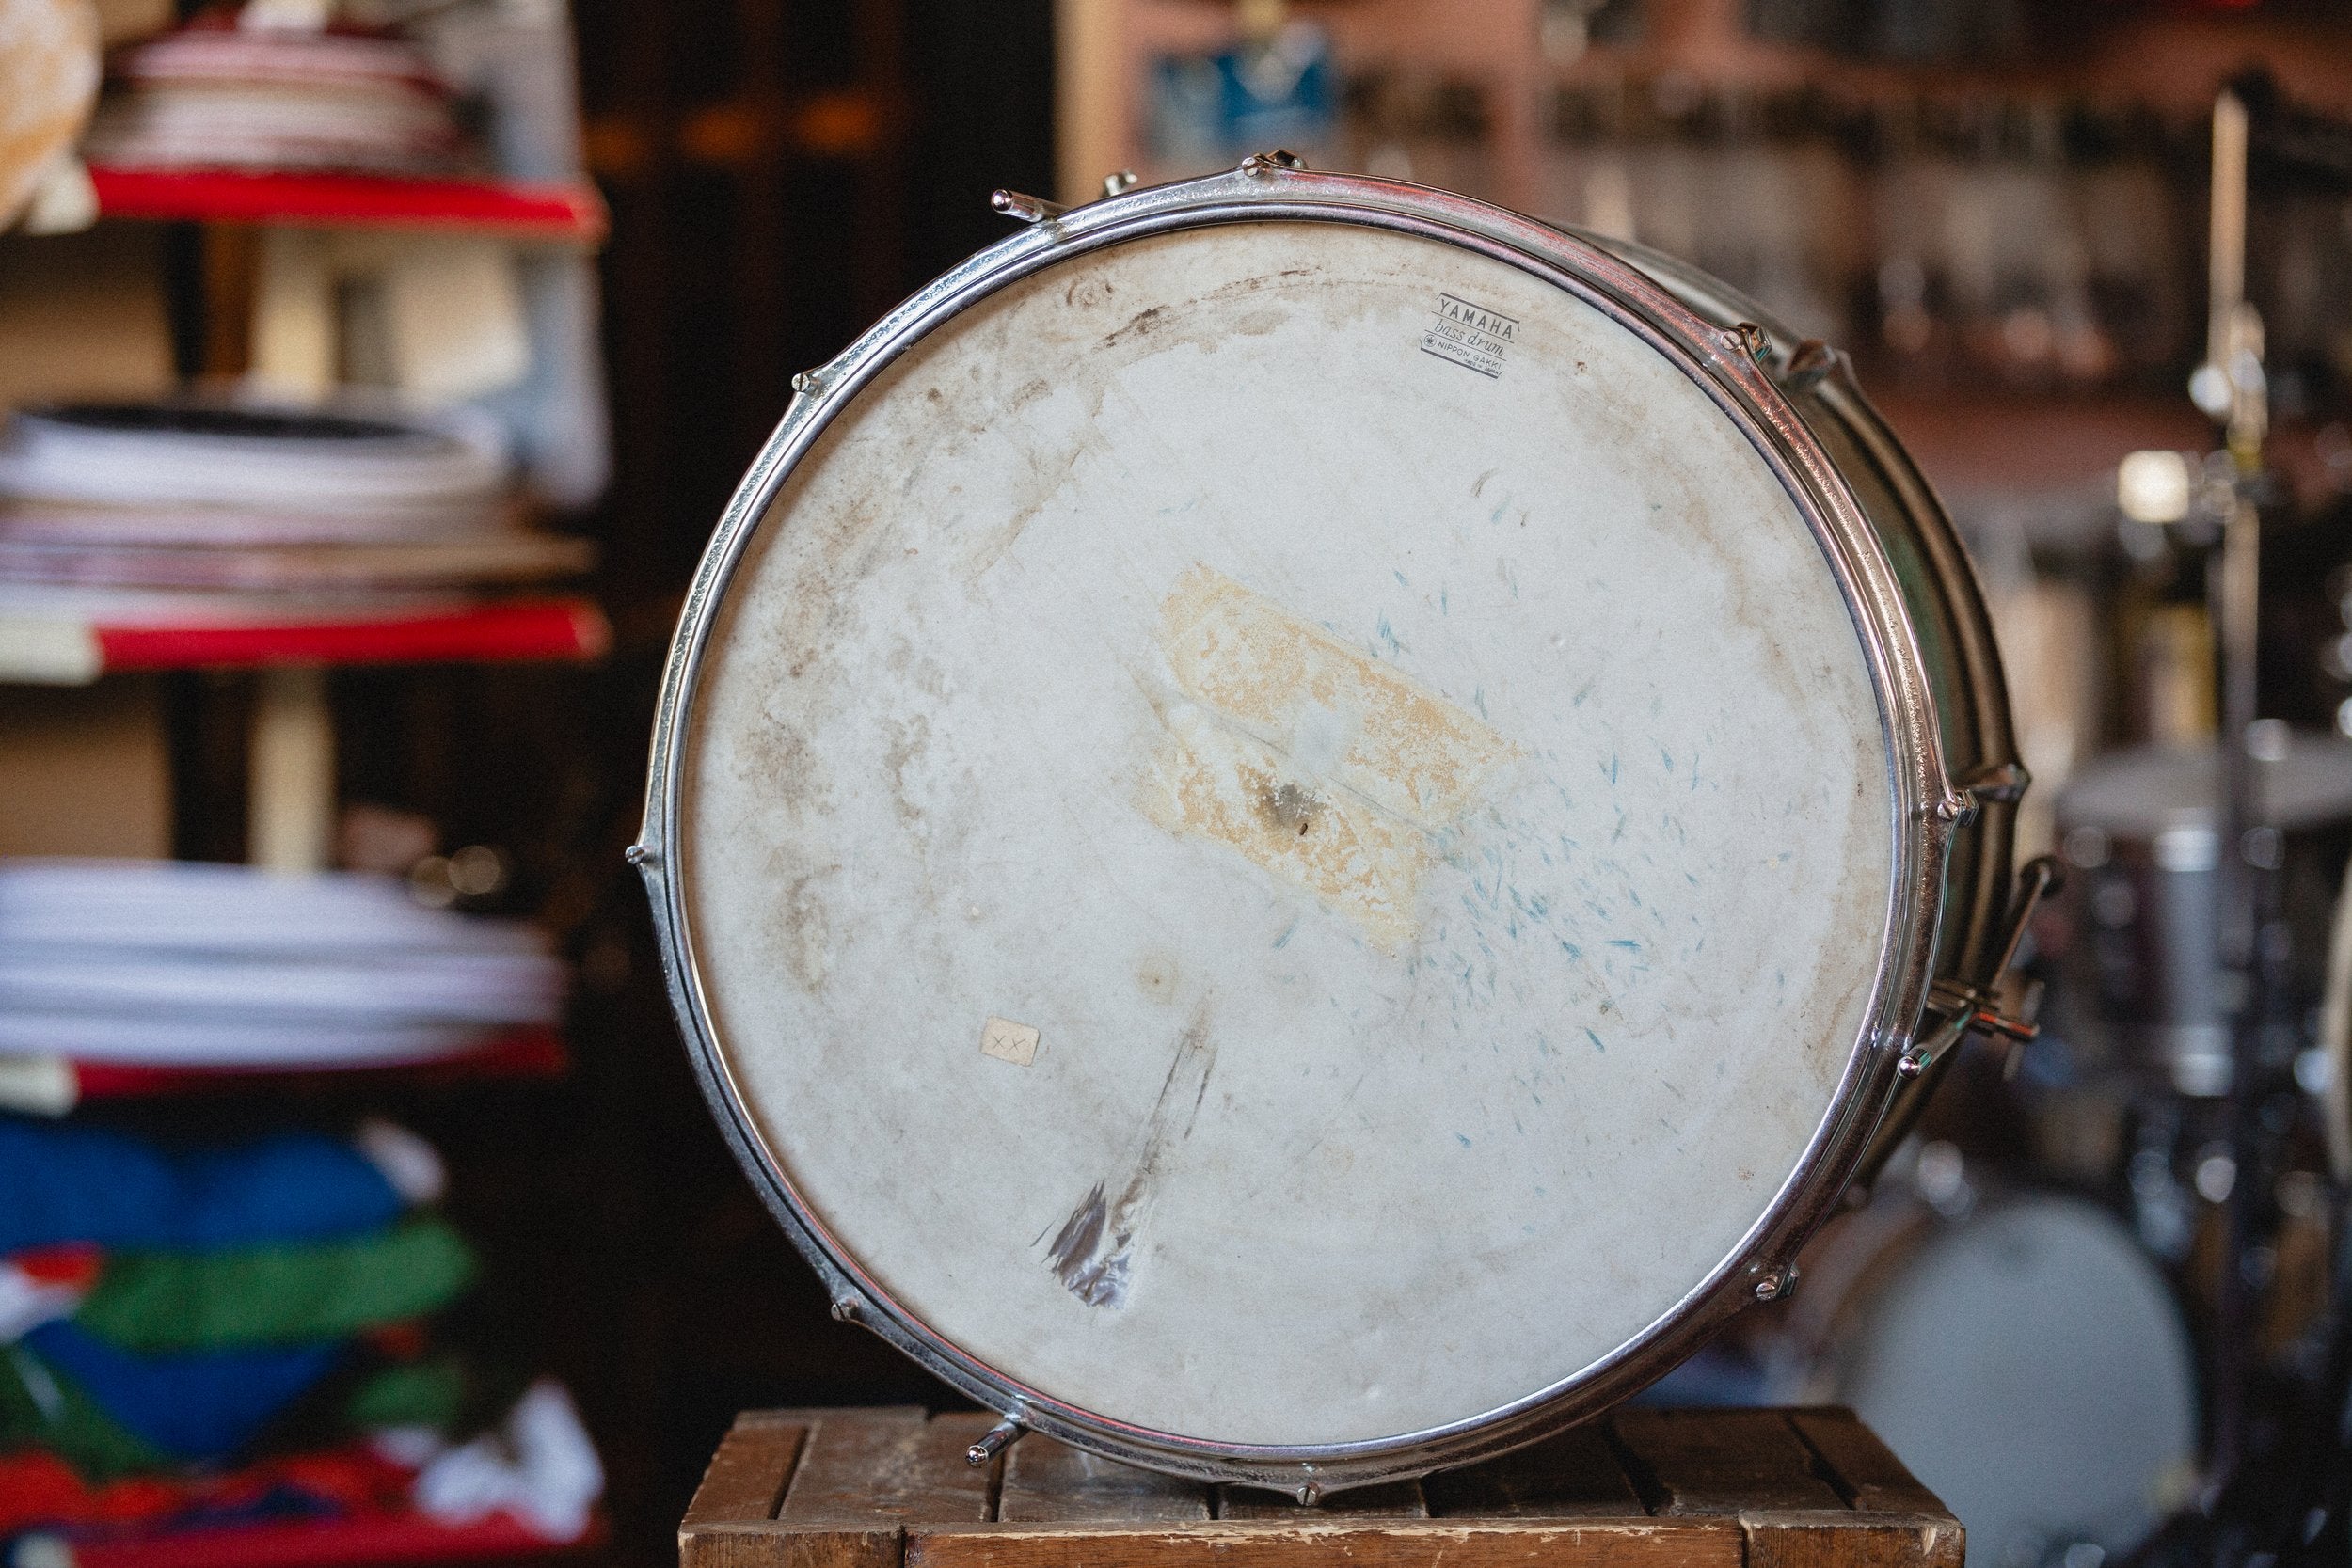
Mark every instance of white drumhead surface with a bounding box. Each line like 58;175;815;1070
1827;1195;2197;1565
680;220;1896;1446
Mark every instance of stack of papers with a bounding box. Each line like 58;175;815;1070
0;401;590;613
0;859;566;1071
82;24;465;176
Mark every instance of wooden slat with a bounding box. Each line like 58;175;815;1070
1740;1515;1967;1568
1611;1409;1848;1514
1000;1437;1212;1523
685;1410;920;1568
683;1415;810;1528
1786;1409;1949;1517
908;1518;1747;1568
687;1520;907;1568
780;1409;998;1527
1217;1481;1427;1518
1423;1425;1647;1518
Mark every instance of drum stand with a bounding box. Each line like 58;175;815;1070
2137;86;2352;1568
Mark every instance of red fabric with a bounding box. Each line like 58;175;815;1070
13;1244;103;1291
0;1444;407;1535
64;1509;604;1568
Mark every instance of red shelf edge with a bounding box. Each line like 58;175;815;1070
59;1026;573;1101
86;165;609;245
82;597;611;673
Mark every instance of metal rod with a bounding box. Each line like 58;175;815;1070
2204;84;2268;1493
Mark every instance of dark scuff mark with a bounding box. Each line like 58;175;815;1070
1042;1005;1216;1310
1043;1181;1124;1307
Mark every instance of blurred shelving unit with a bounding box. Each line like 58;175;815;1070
1053;0;2352;504
0;7;617;1563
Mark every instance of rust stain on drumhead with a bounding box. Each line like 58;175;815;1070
1144;714;1426;951
1164;565;1518;823
1141;566;1518;949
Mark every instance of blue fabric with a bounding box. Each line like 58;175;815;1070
23;1323;341;1463
0;1117;402;1256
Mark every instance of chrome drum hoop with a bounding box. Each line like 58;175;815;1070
634;164;1973;1495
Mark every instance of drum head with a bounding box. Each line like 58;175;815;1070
653;177;1946;1480
1810;1193;2197;1566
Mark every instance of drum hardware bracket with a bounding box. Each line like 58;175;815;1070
1752;1262;1799;1302
1957;760;2031;804
1729;321;1772;362
966;1412;1028;1467
991;188;1069;225
1779;338;1843;391
1240;149;1310;176
624;842;657;869
790;360;851;397
1898;856;2064;1079
828;1295;863;1324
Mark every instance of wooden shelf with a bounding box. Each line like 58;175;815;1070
0;1028;574;1117
87;165;608;245
0;596;612;684
72;1025;571;1099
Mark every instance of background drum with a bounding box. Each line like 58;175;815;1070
1766;1175;2200;1568
640;159;2026;1496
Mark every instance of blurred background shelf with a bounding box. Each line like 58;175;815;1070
0;598;612;686
0;1026;574;1118
86;166;610;245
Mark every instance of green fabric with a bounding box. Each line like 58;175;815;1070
76;1218;477;1354
0;1343;167;1480
345;1354;469;1433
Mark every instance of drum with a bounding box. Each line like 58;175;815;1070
1765;1180;2199;1568
2057;733;2352;1097
638;158;2023;1496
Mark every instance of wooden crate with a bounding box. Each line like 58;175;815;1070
679;1405;1962;1568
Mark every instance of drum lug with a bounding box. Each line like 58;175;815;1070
1898;855;2063;1080
1240;149;1309;176
790;358;851;397
1958;760;2030;804
1778;338;1842;390
966;1414;1027;1466
1752;1262;1799;1302
991;188;1069;224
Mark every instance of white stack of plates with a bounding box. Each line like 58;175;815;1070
0;859;566;1068
82;24;463;175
